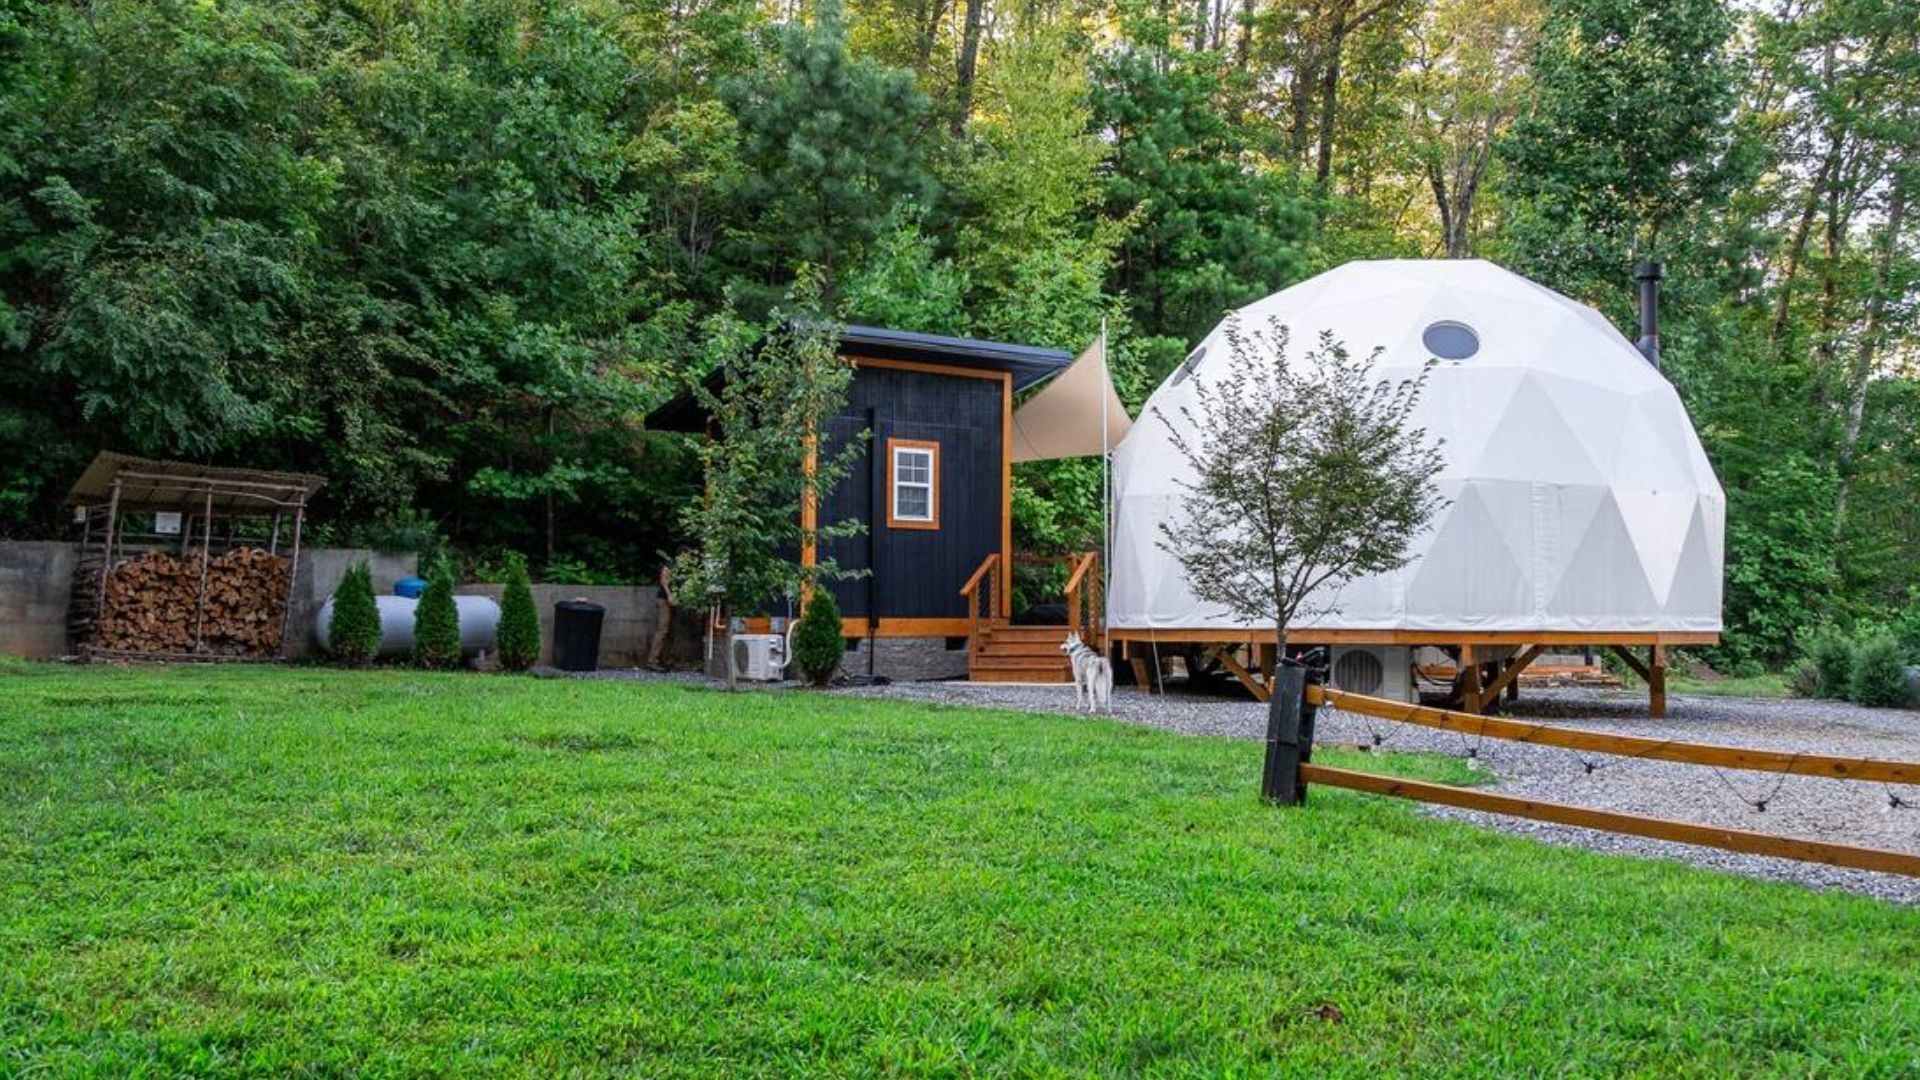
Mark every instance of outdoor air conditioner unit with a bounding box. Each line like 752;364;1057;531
731;633;789;682
1329;646;1414;703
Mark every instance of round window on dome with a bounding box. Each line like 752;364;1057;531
1422;320;1480;360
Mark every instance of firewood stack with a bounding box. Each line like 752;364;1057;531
94;547;292;656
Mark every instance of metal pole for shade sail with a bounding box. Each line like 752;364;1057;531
1099;317;1111;653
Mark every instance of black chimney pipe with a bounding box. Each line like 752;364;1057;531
1633;260;1662;369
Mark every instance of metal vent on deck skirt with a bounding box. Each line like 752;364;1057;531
1332;648;1386;696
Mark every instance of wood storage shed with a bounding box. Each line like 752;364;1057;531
64;452;325;660
1108;260;1725;715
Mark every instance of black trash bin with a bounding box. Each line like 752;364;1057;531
551;599;606;672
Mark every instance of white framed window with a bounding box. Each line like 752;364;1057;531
887;438;939;530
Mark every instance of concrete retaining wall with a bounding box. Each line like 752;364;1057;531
463;583;698;669
0;541;415;659
0;542;78;659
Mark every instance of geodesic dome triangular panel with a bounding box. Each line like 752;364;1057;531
1109;259;1725;635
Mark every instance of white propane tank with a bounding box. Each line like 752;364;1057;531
313;595;501;659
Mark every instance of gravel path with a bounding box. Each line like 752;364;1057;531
834;679;1920;904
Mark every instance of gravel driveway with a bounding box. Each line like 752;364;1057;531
837;679;1920;903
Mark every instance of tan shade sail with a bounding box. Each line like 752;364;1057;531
1010;337;1133;462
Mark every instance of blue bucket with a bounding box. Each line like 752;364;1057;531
393;576;429;599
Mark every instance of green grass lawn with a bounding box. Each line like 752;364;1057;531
1666;671;1795;699
3;663;1917;1077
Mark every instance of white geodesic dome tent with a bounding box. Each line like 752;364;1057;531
1109;259;1725;636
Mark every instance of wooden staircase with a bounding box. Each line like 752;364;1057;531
959;550;1102;684
969;621;1073;683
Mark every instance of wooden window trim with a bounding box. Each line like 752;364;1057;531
886;438;940;531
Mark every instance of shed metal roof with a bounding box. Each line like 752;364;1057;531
65;452;326;513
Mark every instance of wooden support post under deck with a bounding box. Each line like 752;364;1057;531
1459;643;1481;714
1649;644;1668;719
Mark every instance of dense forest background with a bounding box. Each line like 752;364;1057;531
1;0;1915;668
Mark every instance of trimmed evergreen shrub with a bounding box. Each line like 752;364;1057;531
1848;635;1913;708
327;561;382;666
1805;629;1856;699
792;590;845;687
497;551;540;672
414;559;462;669
1787;659;1821;699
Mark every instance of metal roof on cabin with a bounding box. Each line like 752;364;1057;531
835;325;1073;390
64;452;326;512
647;325;1074;432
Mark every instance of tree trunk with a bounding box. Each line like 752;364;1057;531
1313;6;1347;188
952;0;985;136
1236;0;1254;68
1770;138;1840;345
1288;70;1316;164
544;407;557;569
1834;150;1910;533
1816;169;1850;370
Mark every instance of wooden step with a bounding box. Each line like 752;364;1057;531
973;654;1072;670
970;667;1073;684
981;625;1072;641
977;639;1069;656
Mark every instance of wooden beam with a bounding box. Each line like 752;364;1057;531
1608;643;1652;682
1311;687;1920;785
1108;628;1721;647
1477;644;1546;707
849;355;1009;382
1206;645;1271;702
1300;764;1920;879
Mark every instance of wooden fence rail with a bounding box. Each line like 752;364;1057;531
1283;685;1920;879
1301;764;1920;878
1309;686;1920;785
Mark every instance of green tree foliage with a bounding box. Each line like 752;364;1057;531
1498;0;1746;287
1847;635;1912;708
1155;320;1446;651
413;560;462;670
1805;628;1857;700
792;590;847;686
496;552;541;672
1094;33;1315;346
670;282;863;682
326;562;383;667
2;0;1919;675
723;0;934;301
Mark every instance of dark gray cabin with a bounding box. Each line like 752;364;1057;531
652;325;1071;642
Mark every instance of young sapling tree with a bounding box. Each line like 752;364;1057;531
671;275;866;684
1157;318;1446;802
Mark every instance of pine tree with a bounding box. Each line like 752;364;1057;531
723;0;932;301
327;561;382;666
793;590;846;686
413;559;462;669
497;551;540;672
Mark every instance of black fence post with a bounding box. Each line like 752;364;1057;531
1261;659;1307;804
1296;653;1327;805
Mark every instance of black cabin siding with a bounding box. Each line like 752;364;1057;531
820;365;1003;622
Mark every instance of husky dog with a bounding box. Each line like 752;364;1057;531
1060;632;1113;713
